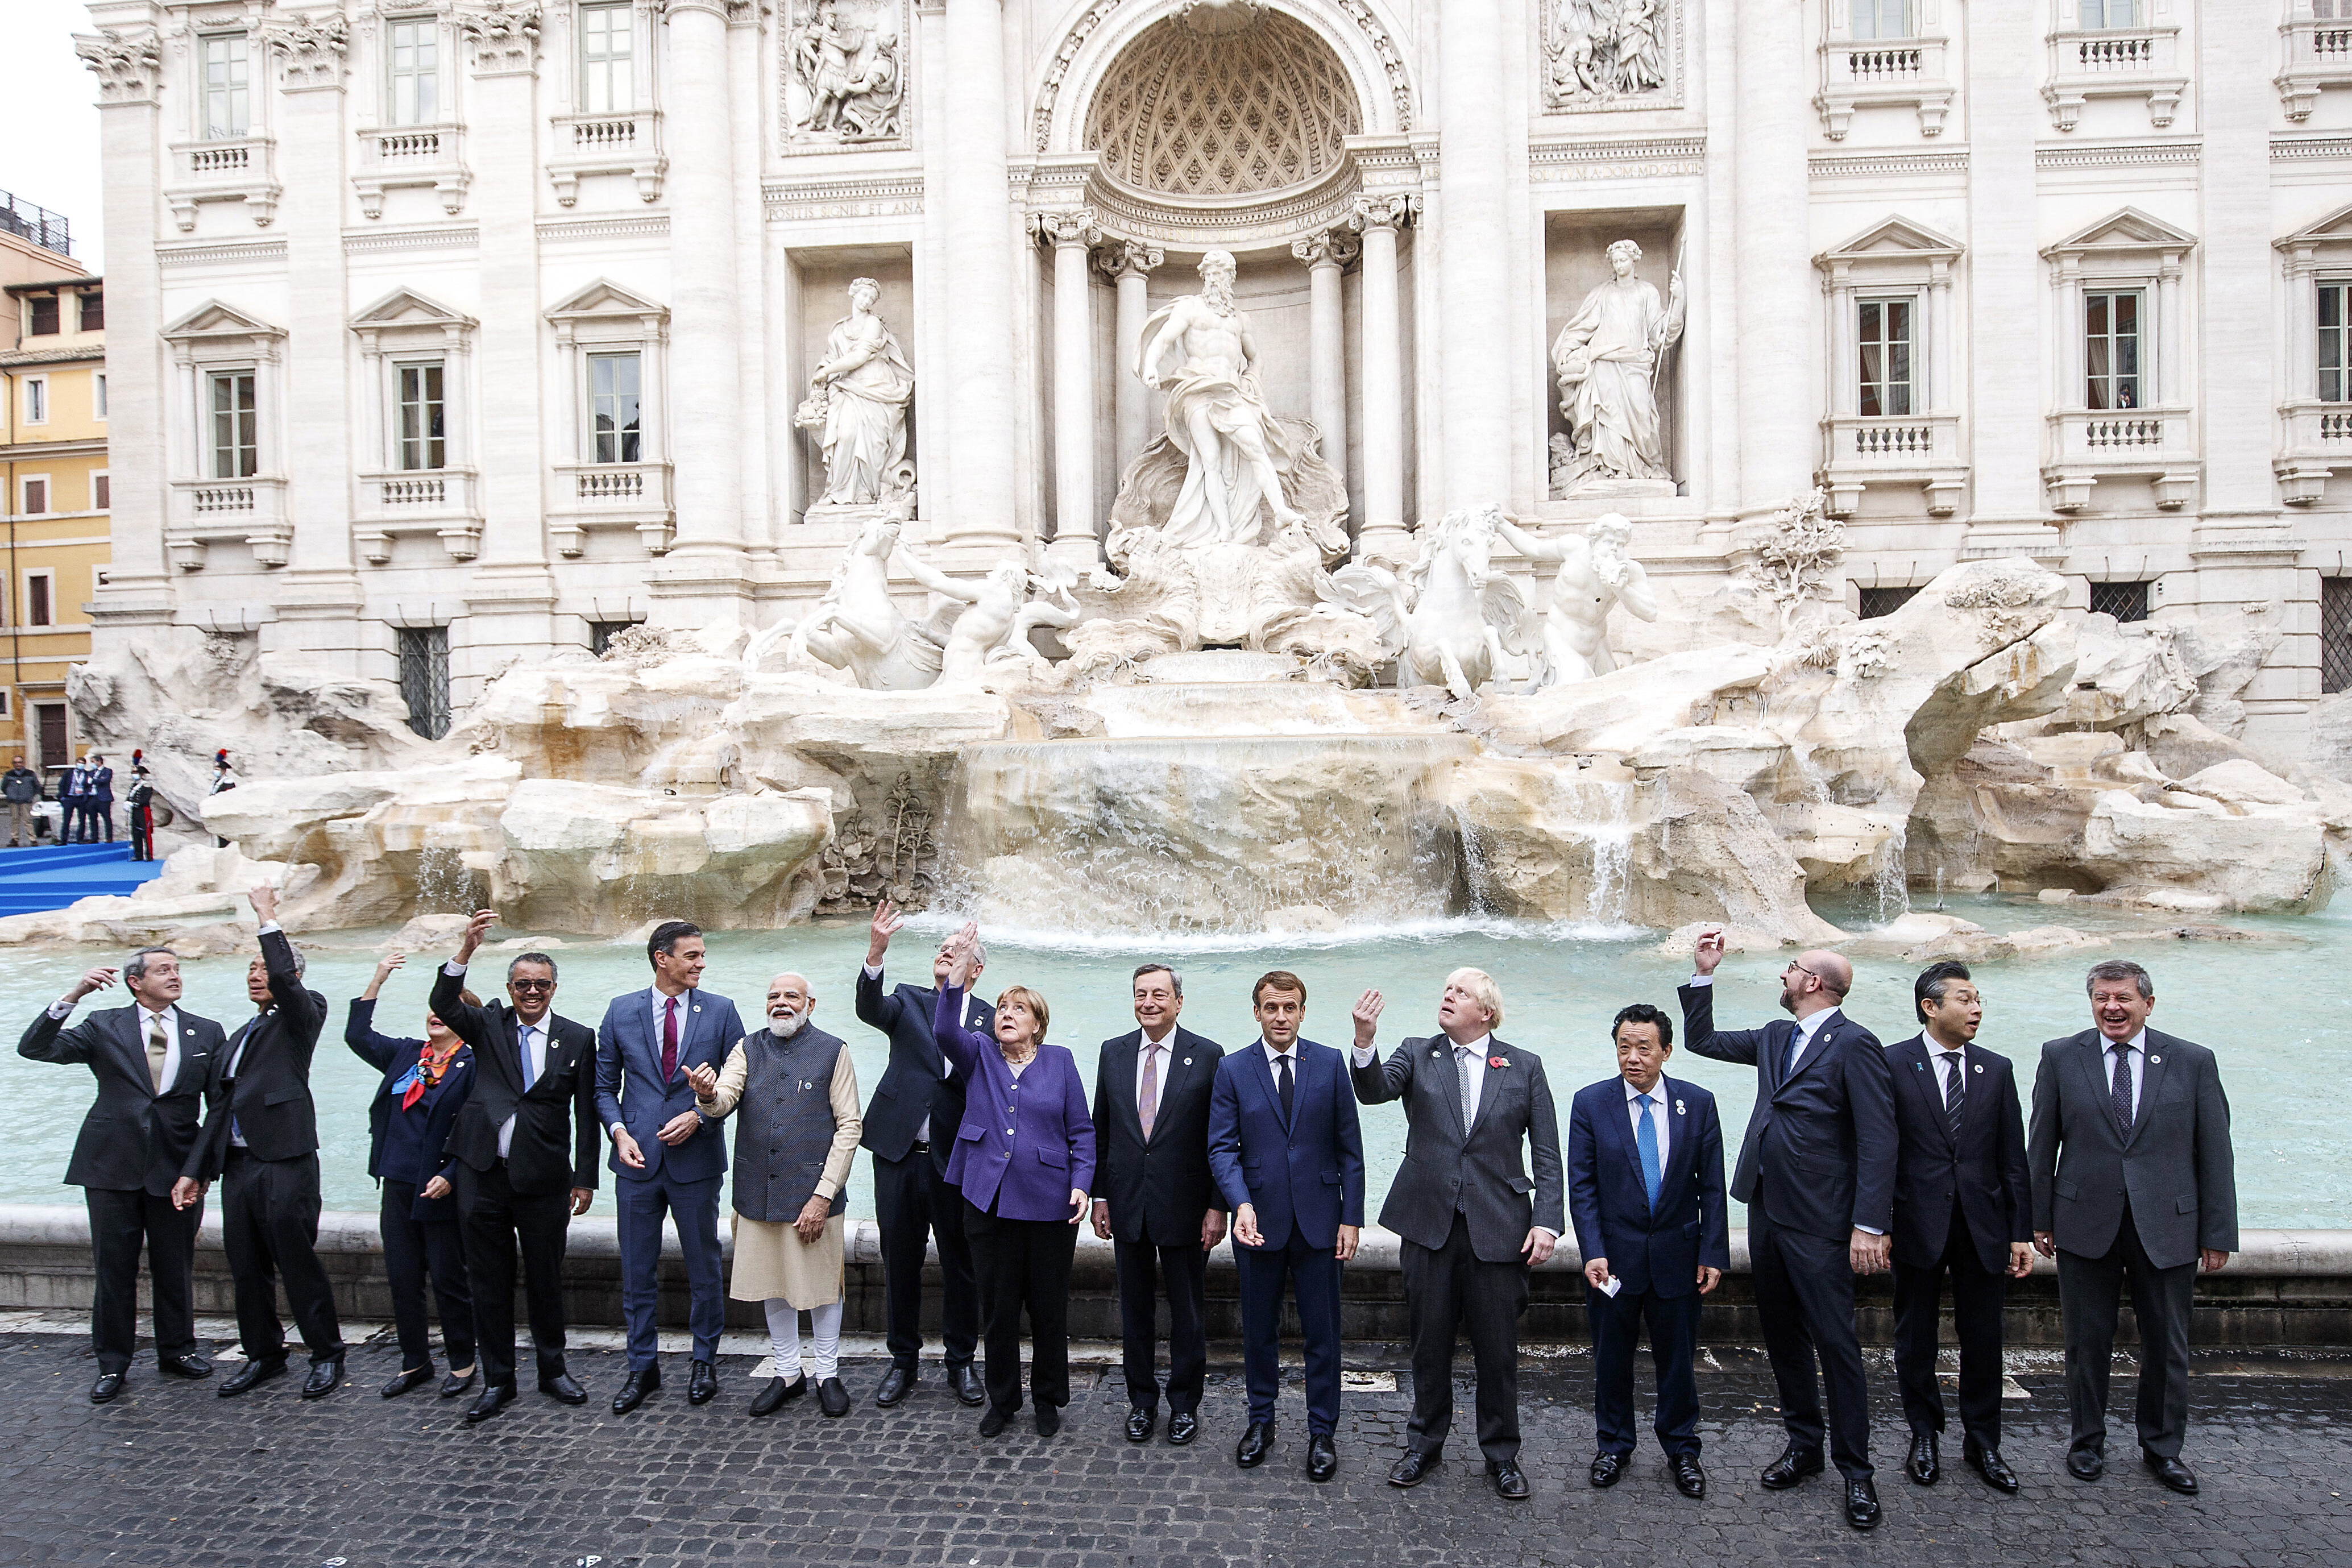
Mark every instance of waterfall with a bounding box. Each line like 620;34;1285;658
1872;819;1911;925
1584;781;1633;928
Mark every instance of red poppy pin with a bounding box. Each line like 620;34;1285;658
1487;1055;1508;1069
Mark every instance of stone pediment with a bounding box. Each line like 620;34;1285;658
2277;200;2352;251
350;286;476;331
545;277;668;323
2043;206;2197;260
160;298;285;343
1815;216;1963;269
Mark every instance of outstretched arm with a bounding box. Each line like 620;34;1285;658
1494;515;1563;565
895;544;982;604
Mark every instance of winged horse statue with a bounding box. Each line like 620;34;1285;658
1321;504;1530;699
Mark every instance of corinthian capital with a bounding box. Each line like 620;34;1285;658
262;12;351;90
1030;208;1104;250
74;29;164;105
1094;239;1164;284
458;0;543;74
1349;193;1419;234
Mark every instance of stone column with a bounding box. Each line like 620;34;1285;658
1292;230;1355;493
1436;0;1512;511
1733;0;1812;519
941;0;1021;545
1097;239;1163;482
1035;210;1102;568
728;0;773;556
1351;195;1414;565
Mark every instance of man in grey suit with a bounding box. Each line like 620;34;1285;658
1350;968;1564;1501
2031;959;2235;1496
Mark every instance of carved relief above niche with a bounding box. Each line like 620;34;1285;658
781;0;909;152
1541;0;1681;114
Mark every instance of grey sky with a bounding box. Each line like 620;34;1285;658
1;1;106;273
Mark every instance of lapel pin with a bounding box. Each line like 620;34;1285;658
1674;1098;1686;1115
2149;1054;2162;1064
1974;1064;1984;1073
1487;1056;1506;1069
1183;1057;1192;1066
1913;1061;1923;1072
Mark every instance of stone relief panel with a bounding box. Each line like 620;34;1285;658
1541;0;1679;113
782;0;908;151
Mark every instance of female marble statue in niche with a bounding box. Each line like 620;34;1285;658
798;277;916;509
1550;238;1685;495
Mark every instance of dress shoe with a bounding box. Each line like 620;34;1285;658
380;1365;434;1399
1126;1406;1158;1443
302;1355;346;1400
1035;1403;1061;1437
2142;1449;2198;1495
1964;1439;2018;1494
2066;1447;2105;1482
612;1366;661;1414
1907;1432;1940;1486
439;1367;476;1399
874;1366;916;1408
1671;1454;1707;1499
978;1406;1013;1438
217;1358;286;1397
1168;1411;1198;1446
948;1363;986;1407
90;1371;126;1404
1488;1459;1530;1501
464;1383;518;1424
818;1376;851;1418
750;1373;807;1417
1235;1421;1274;1469
1388;1449;1436;1488
687;1359;718;1406
157;1351;212;1380
1590;1451;1628;1488
1305;1432;1337;1483
1759;1445;1825;1490
539;1370;588;1405
1844;1478;1882;1530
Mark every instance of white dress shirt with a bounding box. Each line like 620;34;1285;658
53;993;183;1091
1930;1042;1968;1110
1349;1031;1493;1121
866;963;972;1143
446;957;548;1160
1624;1075;1670;1168
2103;1029;2148;1123
613;988;688;1136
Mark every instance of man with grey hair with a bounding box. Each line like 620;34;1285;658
1093;963;1227;1445
20;944;226;1401
2031;959;2236;1495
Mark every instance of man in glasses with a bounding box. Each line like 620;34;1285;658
1682;932;1897;1530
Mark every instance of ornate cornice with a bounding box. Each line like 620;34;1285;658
1809;150;1968;180
1527;135;1705;182
761;173;924;222
343;225;481;255
156;239;291;269
74;29;164;105
538;215;672;243
2036;139;2199;172
2274;134;2352;163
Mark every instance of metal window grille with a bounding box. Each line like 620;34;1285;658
2324;579;2352;694
397;625;451;739
26;296;58;335
2089;580;2150;623
1857;585;1920;620
589;619;638;655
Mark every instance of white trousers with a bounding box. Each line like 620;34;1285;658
765;1296;844;1382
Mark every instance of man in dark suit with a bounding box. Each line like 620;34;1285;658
1682;932;1897;1530
1887;962;2032;1493
1350;968;1563;1500
596;919;745;1414
172;885;346;1399
2031;959;2236;1496
857;898;992;1410
82;754;115;843
431;909;602;1423
20;946;223;1401
1091;963;1226;1447
1207;970;1365;1484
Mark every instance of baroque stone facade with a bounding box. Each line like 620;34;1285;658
68;0;2352;757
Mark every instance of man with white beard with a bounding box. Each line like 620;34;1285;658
690;973;862;1418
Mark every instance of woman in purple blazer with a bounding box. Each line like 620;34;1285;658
933;923;1096;1439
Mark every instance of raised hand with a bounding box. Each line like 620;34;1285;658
1692;927;1727;977
1350;988;1384;1048
865;898;903;966
65;966;119;1005
457;908;497;964
685;1061;719;1100
374;952;408;981
247;882;279;924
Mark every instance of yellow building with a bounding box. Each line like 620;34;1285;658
1;196;107;778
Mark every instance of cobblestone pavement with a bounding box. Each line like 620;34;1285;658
1;1331;2348;1567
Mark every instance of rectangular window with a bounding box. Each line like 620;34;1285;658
580;3;634;114
26;295;58;335
2079;0;2142;24
92;372;106;421
2089;580;2150;623
588;351;642;463
2085;290;2142;412
2322;281;2350;404
22;378;46;426
397;625;452;740
1856;298;1915;418
388;18;439;126
1851;0;1914;39
26;573;52;628
77;291;102;331
91;473;109;511
208;370;259;479
2325;578;2352;694
21;479;47;516
202;34;251;140
396;362;447;471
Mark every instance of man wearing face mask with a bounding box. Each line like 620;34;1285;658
691;972;861;1419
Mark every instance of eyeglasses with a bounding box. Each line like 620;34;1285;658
510;978;554;992
1783;961;1818;981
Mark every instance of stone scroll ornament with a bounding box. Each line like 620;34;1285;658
787;0;905;143
1544;0;1669;106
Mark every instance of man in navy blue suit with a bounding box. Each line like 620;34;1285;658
1567;1003;1727;1499
1682;932;1897;1531
1207;970;1364;1483
597;919;746;1414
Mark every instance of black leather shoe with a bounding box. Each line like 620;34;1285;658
539;1370;587;1405
978;1405;1012;1438
875;1366;916;1407
1126;1406;1158;1443
750;1374;806;1417
380;1365;433;1399
157;1351;212;1380
1907;1432;1939;1486
687;1359;717;1406
1168;1411;1198;1445
612;1366;660;1414
464;1383;517;1423
1845;1478;1882;1530
2067;1447;2105;1481
217;1358;286;1397
818;1376;851;1417
1488;1459;1530;1501
2142;1449;2198;1495
440;1367;476;1399
90;1371;126;1404
1590;1451;1628;1488
1035;1403;1061;1437
1388;1449;1436;1488
1672;1454;1707;1499
1760;1445;1825;1490
948;1363;985;1407
1964;1439;2018;1493
1305;1432;1337;1483
1235;1421;1274;1469
301;1355;345;1400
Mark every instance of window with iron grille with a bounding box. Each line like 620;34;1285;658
2324;578;2352;694
589;619;638;655
397;625;451;739
26;295;57;335
77;290;101;331
2089;580;2150;623
1857;585;1920;620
